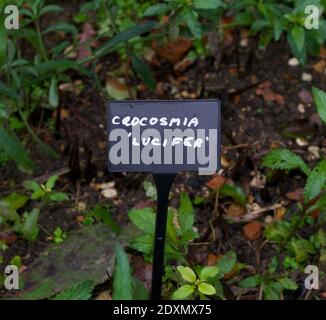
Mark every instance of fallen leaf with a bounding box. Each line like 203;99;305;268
226;204;245;217
152;37;192;64
207;254;219;266
206;175;226;190
255;81;285;105
243;221;262;240
0;230;17;245
95;291;112;300
106;77;135;100
285;188;304;202
77;23;98;63
313;60;326;73
275;207;286;220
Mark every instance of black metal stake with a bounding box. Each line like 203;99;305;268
151;173;177;300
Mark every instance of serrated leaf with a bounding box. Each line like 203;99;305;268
128;207;155;234
129;51;156;91
177;266;197;283
198;282;216;295
304;160;326;202
20;208;40;241
312;87;326;124
264;221;292;242
172;285;195;299
262;149;311;176
220;184;246;206
239;275;261;288
278;278;298;290
178;192;194;232
131;234;153;254
52;280;94;300
113;243;133;300
199;266;219;281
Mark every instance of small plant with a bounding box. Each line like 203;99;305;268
230;0;326;64
128;192;198;264
172;251;238;300
0;175;68;241
239;257;298;300
53;227;67;244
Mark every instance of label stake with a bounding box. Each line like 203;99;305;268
151;173;177;300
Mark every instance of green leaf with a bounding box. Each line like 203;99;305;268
23;180;41;193
182;8;202;39
177;266;197;283
91;205;121;233
3;193;28;210
239;275;261;288
39;5;64;16
52;280;94;300
43;22;78;35
194;0;222;9
304;160;326;202
31;189;45;200
129;51;156;91
143;4;169;16
132;278;149;300
178;193;195;234
46;175;59;190
217;251;237;277
113;243;133;300
95;22;157;58
0;80;21;101
264;221;292;242
49;77;59;108
274;19;284;41
286;238;316;262
128;207;155;234
20;208;40;241
278;278;298;290
131;234;153;254
48;192;69;202
312;87;326;124
264;285;281;300
220;184;246;206
172;285;195;299
262;149;311;176
198;282;216;295
0;127;34;171
0;22;7;67
291;26;305;53
199;266;219;281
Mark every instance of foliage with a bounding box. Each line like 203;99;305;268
113;243;148;300
262;87;326;211
128;192;198;263
172;251;237;300
52;280;94;300
239;257;298;300
230;0;326;64
0;175;68;241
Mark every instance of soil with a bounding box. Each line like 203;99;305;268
1;1;326;299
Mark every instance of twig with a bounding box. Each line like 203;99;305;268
225;204;283;223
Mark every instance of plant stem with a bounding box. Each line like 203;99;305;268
17;102;59;159
35;19;48;61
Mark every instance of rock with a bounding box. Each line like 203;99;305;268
243;221;263;240
302;73;312;82
297;103;305;114
308;146;320;159
288;57;299;67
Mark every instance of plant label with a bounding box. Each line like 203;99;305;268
107;100;221;175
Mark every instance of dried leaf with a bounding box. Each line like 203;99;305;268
243;221;262;240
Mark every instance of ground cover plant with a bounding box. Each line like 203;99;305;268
0;0;326;300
